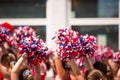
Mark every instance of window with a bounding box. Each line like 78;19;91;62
72;0;118;18
0;0;46;18
72;25;118;51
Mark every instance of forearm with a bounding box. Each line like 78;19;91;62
69;59;80;75
68;59;84;80
54;56;66;80
34;64;40;80
83;56;93;70
12;56;25;73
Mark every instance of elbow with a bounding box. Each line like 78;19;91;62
11;69;18;73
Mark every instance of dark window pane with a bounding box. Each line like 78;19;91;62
72;25;118;51
14;26;46;40
72;0;118;18
0;0;46;18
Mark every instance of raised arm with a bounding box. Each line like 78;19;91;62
83;56;93;71
11;53;27;80
34;64;41;80
54;56;66;80
108;59;119;76
68;59;84;80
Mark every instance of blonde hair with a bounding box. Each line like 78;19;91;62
85;69;105;80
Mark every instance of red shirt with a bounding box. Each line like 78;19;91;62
0;72;3;80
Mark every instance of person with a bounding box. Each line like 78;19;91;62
11;53;40;80
85;69;106;80
108;59;120;80
54;55;84;80
93;61;107;76
40;61;47;80
0;52;17;80
93;61;114;80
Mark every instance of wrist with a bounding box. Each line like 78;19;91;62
21;52;27;59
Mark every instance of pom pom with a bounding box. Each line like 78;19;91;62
18;36;48;68
113;51;120;65
7;36;18;48
76;57;86;75
76;57;85;69
1;22;13;33
95;45;114;61
52;28;80;61
79;34;97;57
13;26;36;43
0;26;10;42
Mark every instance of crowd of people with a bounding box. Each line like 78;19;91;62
0;22;120;80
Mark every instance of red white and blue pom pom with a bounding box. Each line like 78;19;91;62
19;36;48;68
79;34;97;57
52;28;80;60
0;26;10;42
13;26;36;43
113;51;120;65
7;36;18;48
76;57;85;68
95;45;114;61
1;22;13;33
76;57;86;75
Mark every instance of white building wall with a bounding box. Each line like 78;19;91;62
46;0;71;49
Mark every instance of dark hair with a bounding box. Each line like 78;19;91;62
93;61;107;75
45;61;51;70
19;68;28;80
18;68;34;80
1;54;10;68
7;48;15;54
62;61;70;71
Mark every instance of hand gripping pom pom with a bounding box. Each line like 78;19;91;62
76;57;85;69
113;51;120;65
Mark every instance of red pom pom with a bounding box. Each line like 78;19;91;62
95;45;114;61
1;22;13;33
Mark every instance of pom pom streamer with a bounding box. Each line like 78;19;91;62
113;51;120;65
7;36;18;48
0;26;10;42
52;28;80;60
76;57;86;75
76;57;85;69
1;22;13;33
19;36;48;68
13;26;36;43
79;34;97;57
95;45;114;62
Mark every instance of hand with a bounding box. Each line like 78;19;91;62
68;59;80;76
21;52;27;59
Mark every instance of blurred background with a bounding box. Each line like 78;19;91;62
0;0;118;52
0;0;119;79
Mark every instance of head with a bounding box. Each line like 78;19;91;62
93;61;107;75
85;69;106;80
19;68;34;80
1;52;17;68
